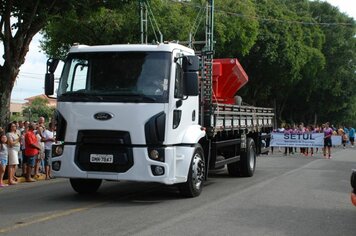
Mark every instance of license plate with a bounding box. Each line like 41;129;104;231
90;154;114;163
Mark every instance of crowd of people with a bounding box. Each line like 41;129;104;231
271;122;355;159
0;117;55;187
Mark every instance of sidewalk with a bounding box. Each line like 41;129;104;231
3;167;47;185
3;173;46;184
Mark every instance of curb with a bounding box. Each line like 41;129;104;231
4;174;46;184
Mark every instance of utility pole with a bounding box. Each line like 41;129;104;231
140;0;148;44
201;0;214;133
139;0;163;44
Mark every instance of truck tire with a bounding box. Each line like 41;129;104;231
227;138;256;177
240;138;256;177
178;145;205;198
70;178;102;194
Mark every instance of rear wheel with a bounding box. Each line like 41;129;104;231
178;145;205;197
70;178;102;194
227;138;256;177
240;138;256;177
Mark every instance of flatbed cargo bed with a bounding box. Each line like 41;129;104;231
211;103;274;134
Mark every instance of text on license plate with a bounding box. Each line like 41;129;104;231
90;154;114;163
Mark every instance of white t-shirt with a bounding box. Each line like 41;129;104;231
42;129;54;150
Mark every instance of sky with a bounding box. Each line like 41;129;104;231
9;0;356;103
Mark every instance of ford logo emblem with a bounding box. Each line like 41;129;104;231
94;112;114;121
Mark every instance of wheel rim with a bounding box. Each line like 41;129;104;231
249;146;255;170
192;152;205;190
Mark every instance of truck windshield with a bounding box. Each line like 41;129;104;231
57;52;171;103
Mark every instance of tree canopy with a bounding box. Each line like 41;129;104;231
1;0;355;127
0;0;83;127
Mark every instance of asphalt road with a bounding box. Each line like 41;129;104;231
0;147;355;236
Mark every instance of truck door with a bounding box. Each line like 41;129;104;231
166;53;200;144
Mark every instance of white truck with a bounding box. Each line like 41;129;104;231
45;42;274;197
44;0;274;197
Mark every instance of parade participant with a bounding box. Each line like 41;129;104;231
338;126;347;149
349;126;355;147
323;122;333;159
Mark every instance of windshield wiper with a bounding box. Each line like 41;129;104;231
123;94;157;102
60;91;104;101
61;91;156;102
61;90;90;96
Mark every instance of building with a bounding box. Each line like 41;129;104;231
10;94;56;117
9;101;25;117
25;94;57;107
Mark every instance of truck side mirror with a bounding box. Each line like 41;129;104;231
45;73;55;95
45;58;59;96
183;72;199;96
47;59;59;74
181;55;199;96
182;55;199;72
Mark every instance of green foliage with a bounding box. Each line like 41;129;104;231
22;97;55;122
39;0;356;126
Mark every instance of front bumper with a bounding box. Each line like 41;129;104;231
51;144;194;185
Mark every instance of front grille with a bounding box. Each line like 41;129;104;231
75;130;133;173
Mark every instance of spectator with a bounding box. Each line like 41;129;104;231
38;117;45;127
0;133;8;187
20;125;29;177
24;123;41;182
42;122;55;180
34;125;45;178
6;122;20;185
18;120;25;133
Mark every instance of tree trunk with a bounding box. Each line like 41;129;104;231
0;65;19;128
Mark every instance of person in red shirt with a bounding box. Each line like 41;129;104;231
24;123;41;182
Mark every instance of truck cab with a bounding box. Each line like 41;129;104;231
46;43;206;196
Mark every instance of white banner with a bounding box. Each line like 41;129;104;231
331;135;342;146
270;132;324;147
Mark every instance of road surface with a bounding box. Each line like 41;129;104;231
0;147;355;236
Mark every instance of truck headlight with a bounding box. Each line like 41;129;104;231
52;144;64;157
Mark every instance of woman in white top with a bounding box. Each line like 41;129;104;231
6;122;20;185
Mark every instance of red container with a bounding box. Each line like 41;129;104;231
212;58;248;104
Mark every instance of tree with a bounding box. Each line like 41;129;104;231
0;0;76;128
239;0;325;124
22;97;55;122
41;0;259;59
39;0;356;126
307;1;356;125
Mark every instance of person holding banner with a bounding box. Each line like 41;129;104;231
284;124;294;155
349;126;355;147
323;122;333;159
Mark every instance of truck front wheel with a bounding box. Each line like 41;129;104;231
70;178;102;194
178;145;205;198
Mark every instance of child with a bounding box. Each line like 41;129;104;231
0;133;8;187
